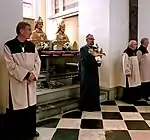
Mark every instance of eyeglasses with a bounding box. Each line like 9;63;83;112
88;38;95;40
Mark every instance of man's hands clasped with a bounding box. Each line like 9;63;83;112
27;72;36;84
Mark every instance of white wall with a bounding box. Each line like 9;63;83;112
78;0;129;88
46;0;55;39
0;0;23;113
33;0;42;19
110;0;129;87
23;0;43;19
23;0;34;18
46;18;59;40
138;0;150;47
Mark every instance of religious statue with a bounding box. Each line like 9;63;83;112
30;16;48;47
53;20;70;50
88;43;106;57
56;20;69;42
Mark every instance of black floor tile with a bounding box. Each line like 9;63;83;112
62;111;82;119
140;113;150;120
80;119;103;129
105;130;132;140
36;118;60;128
134;101;149;106
52;129;79;140
125;120;150;130
102;112;123;120
118;106;138;112
101;101;117;106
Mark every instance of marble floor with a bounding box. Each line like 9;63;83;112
37;100;150;140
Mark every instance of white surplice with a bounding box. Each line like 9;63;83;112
4;45;41;110
122;53;141;87
137;50;150;83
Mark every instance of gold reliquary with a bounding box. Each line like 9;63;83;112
88;43;106;64
88;43;106;58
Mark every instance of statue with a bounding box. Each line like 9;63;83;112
56;20;69;42
53;20;70;50
30;16;48;46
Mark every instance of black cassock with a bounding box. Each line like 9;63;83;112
79;45;101;111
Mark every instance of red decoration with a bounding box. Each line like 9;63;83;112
23;2;32;5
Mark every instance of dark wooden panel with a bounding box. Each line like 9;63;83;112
129;0;138;41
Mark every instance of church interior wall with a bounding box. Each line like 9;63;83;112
0;0;23;113
23;0;46;32
109;0;129;88
63;15;79;46
138;0;150;51
41;0;46;32
45;0;53;39
33;0;47;32
32;0;130;89
47;18;59;40
0;0;145;106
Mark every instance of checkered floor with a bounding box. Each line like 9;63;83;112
37;100;150;140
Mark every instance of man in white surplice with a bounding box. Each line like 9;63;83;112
121;40;141;104
137;38;150;101
4;22;41;139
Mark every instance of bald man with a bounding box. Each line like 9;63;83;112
79;34;101;111
121;40;141;103
137;38;150;100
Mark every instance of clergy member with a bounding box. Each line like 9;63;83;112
4;22;41;139
80;34;101;111
121;40;141;103
137;38;150;100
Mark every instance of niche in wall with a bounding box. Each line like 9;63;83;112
63;15;79;47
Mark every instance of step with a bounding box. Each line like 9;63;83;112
36;97;79;122
100;92;108;102
36;84;108;122
37;84;80;104
36;93;107;122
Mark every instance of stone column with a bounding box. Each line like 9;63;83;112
0;0;22;113
78;0;129;95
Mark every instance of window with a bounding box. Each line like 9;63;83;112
55;0;59;14
23;0;34;18
63;0;78;11
52;0;78;16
